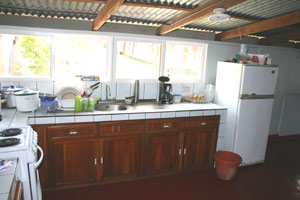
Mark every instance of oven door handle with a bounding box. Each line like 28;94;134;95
34;145;44;169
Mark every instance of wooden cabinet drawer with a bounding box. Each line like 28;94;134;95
145;119;184;134
100;120;144;137
48;123;98;140
185;116;220;129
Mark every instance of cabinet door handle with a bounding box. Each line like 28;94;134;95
184;148;186;155
69;131;78;135
179;148;182;155
100;157;103;165
200;122;207;126
94;158;97;165
162;124;170;128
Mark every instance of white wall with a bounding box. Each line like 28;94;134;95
1;15;300;136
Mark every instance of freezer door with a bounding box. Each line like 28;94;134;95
240;66;278;95
233;98;274;165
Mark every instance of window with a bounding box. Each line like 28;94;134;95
54;36;108;80
164;42;206;81
0;34;51;77
115;40;162;80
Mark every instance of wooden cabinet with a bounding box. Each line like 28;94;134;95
143;119;184;176
99;121;144;182
183;116;220;170
47;123;98;187
34;115;221;189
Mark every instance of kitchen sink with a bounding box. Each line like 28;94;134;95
95;104;128;111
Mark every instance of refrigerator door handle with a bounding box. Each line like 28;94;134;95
240;94;274;99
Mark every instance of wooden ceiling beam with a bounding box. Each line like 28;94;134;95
216;10;300;41
64;0;191;11
156;0;246;36
65;0;258;21
92;0;125;31
259;30;300;45
229;14;258;22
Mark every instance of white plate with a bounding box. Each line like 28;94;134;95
56;86;81;100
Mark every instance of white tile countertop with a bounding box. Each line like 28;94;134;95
0;102;227;127
0;159;18;200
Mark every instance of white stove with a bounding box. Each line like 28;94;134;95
0;126;43;200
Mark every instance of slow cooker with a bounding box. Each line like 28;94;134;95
1;86;24;108
14;90;39;112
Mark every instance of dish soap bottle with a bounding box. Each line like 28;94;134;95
74;96;82;112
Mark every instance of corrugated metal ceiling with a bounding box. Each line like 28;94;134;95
0;0;299;35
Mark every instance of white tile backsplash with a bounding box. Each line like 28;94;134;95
35;117;55;124
172;83;182;95
203;110;216;116
146;112;161;119
193;82;205;94
56;116;75;123
37;81;54;95
216;109;227;124
175;111;190;117
101;82;116;100
190;110;203;117
19;81;37;90
161;112;175;118
129;113;145;120
75;115;94;122
144;82;158;99
218;123;226;137
116;82;131;100
181;83;193;97
216;136;225;151
94;115;112;122
1;82;19;88
112;114;129;121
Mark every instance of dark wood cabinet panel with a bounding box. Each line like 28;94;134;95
143;131;182;176
47;123;98;140
34;115;221;189
183;116;220;170
145;118;184;134
49;139;98;187
99;120;144;137
99;135;142;182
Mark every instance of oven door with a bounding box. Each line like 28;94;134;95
28;145;43;200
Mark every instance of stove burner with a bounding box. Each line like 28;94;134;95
0;138;21;147
0;128;23;137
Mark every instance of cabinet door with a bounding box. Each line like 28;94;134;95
144;132;182;176
184;126;218;170
49;139;98;187
99;135;142;182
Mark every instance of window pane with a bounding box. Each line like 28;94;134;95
0;34;14;76
12;35;51;77
115;41;161;79
165;43;205;81
55;37;107;80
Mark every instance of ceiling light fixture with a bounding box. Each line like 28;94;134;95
208;8;230;23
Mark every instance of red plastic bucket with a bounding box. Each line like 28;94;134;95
214;151;242;180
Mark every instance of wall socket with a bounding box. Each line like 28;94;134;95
182;86;190;92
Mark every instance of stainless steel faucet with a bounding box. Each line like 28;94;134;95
133;80;139;104
106;84;111;101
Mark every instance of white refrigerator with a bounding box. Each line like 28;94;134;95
215;61;279;165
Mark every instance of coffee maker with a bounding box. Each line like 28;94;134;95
158;76;173;104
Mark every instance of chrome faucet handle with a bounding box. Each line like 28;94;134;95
106;84;111;101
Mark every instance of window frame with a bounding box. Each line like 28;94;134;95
0;32;54;80
52;33;112;82
112;36;165;82
0;28;208;83
164;40;207;83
